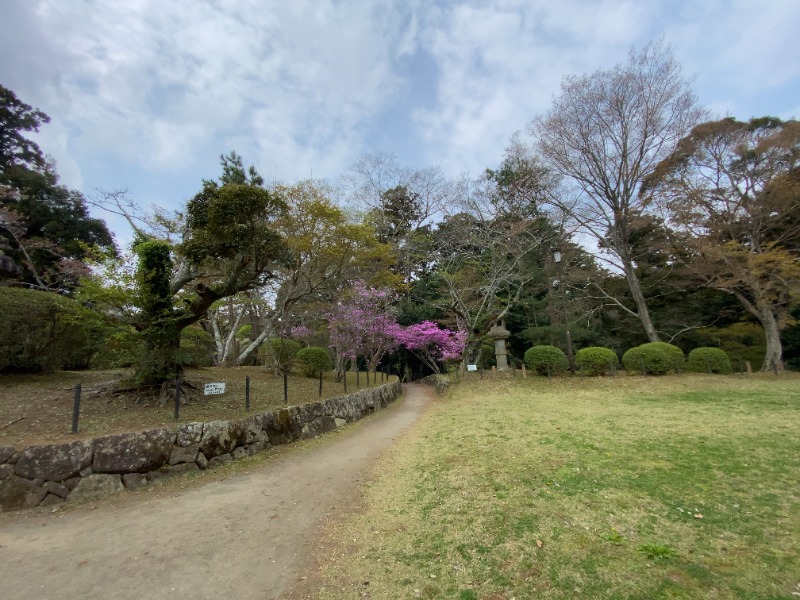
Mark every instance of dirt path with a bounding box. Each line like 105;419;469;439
0;384;433;600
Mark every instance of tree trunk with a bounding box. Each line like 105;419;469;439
731;290;785;373
759;303;784;372
135;322;182;386
623;258;660;342
237;326;272;365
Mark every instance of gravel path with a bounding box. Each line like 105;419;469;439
0;384;432;600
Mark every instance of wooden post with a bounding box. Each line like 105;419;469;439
245;376;251;411
746;361;752;375
522;364;527;378
71;383;81;434
174;368;182;420
283;371;288;404
319;371;323;397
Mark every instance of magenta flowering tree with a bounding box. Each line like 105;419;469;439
328;301;362;378
289;325;315;346
393;320;468;374
327;280;399;379
354;282;399;376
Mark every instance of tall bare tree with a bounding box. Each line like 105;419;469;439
530;40;705;341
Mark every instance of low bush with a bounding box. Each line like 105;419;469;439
622;342;684;375
296;346;333;377
0;287;105;372
524;345;568;375
575;346;618;376
686;347;733;374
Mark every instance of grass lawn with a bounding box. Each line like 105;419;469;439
314;373;800;599
0;366;391;448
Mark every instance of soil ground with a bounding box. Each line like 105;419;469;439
0;366;388;448
0;383;433;600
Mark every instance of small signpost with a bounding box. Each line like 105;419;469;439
467;364;478;372
204;382;226;395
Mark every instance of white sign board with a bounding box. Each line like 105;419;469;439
467;364;478;372
204;382;226;395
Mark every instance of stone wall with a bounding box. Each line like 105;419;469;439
0;381;401;512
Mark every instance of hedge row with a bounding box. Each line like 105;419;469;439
520;341;733;376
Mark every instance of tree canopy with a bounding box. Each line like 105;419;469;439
643;116;800;371
0;84;115;289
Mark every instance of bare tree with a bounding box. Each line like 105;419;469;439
342;152;454;227
530;39;706;341
433;141;560;361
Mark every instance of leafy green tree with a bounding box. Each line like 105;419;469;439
0;84;49;173
264;338;301;374
0;85;115;289
643;117;800;371
206;179;397;368
120;157;287;385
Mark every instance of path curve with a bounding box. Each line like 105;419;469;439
0;384;433;600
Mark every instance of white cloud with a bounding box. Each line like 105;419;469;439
9;0;419;193
410;0;658;175
2;0;798;220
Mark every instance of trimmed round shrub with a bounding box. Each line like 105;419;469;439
622;342;684;375
575;346;618;376
296;346;333;377
524;345;568;375
686;347;733;374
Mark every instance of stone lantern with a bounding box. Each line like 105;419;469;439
489;319;511;371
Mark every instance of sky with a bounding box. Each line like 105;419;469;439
1;0;799;244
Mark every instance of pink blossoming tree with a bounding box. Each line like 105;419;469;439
327;281;399;380
392;320;467;374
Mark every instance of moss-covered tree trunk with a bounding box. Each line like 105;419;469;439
137;319;182;386
133;240;180;386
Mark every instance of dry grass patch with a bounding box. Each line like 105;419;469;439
313;373;800;599
0;366;390;447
